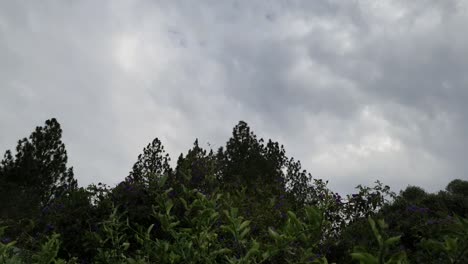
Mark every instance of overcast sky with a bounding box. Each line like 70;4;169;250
1;0;468;195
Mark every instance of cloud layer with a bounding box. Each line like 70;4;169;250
1;0;468;194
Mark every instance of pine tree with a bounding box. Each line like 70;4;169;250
174;139;218;194
217;121;298;195
127;138;172;185
113;138;172;225
0;118;76;219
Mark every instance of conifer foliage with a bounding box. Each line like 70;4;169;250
0;118;76;220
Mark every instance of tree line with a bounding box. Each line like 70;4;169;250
0;118;467;263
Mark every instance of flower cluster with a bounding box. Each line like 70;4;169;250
333;193;342;205
426;215;454;225
41;202;65;215
406;205;429;214
1;237;12;244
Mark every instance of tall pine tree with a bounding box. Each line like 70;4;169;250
127;138;172;185
0;118;76;219
174;139;218;194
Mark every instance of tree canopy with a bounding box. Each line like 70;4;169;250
0;118;466;263
0;118;76;220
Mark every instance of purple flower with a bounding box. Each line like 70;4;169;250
419;207;429;213
335;196;342;204
1;237;12;244
406;205;429;214
46;224;55;231
168;190;177;198
41;206;49;214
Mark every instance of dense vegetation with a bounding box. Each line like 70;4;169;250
0;119;467;263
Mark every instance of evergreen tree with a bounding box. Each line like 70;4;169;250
112;138;173;231
0;118;76;220
217;121;287;193
216;121;318;203
127;138;172;185
174;139;218;194
284;158;314;206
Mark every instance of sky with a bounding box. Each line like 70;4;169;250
1;0;468;195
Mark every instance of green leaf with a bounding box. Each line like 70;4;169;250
146;224;154;236
311;257;329;264
444;237;458;252
268;228;280;240
240;227;250;239
385;251;408;264
122;242;130;251
384;236;401;247
210;212;220;221
262;251;271;260
368;217;383;246
245;240;260;259
287;211;298;221
377;219;388;230
351;252;379;264
179;198;189;210
239;220;251;231
165;200;174;215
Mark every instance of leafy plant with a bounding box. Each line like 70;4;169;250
421;215;468;263
351;217;407;264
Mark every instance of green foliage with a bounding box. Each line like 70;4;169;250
0;226;21;264
127;138;172;185
94;207;131;263
0;118;76;220
420;215;468;263
446;180;468;197
366;180;468;263
351;217;407;264
1;119;468;263
79;182;328;264
32;233;68;264
263;207;326;264
0;226;74;264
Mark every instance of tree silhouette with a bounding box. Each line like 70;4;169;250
0;118;76;219
217;121;286;192
127;138;172;185
174;139;218;194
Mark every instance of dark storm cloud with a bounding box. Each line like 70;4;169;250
1;0;467;194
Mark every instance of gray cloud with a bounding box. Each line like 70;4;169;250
1;0;467;195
